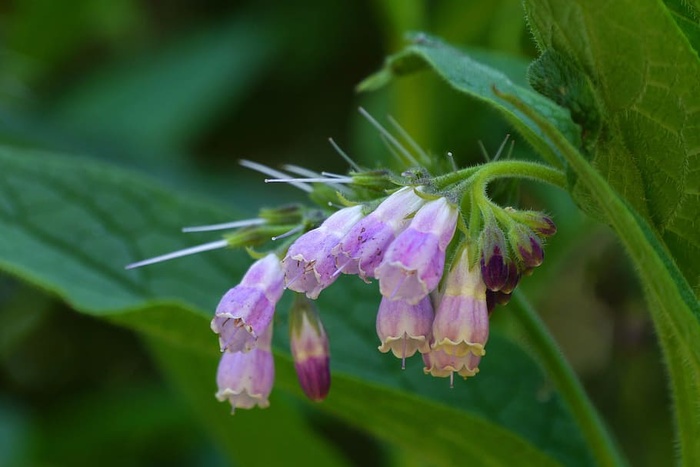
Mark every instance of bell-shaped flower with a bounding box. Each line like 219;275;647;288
422;347;481;380
289;296;331;402
282;205;363;299
431;246;489;357
215;323;274;412
332;187;425;280
211;254;284;353
376;296;434;368
375;197;458;304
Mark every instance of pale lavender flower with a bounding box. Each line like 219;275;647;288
289;296;331;402
332;187;425;280
376;296;434;368
283;205;363;299
431;246;489;357
422;347;481;381
215;324;274;412
211;254;284;353
375;197;458;304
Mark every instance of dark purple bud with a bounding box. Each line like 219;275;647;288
508;225;544;269
534;216;557;237
479;224;509;291
507;210;557;237
289;295;331;402
519;236;544;268
485;290;497;316
500;261;520;294
495;291;512;306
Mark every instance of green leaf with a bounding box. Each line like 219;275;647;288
496;87;700;466
522;0;700;295
0;146;594;466
664;0;700;54
357;33;581;170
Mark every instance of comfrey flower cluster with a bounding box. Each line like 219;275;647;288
126;116;558;411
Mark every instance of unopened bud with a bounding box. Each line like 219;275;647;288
508;224;544;269
289;295;331;402
479;224;509;291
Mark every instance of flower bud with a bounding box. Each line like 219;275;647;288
508;210;557;237
508;224;544;268
375;197;458;304
282;205;363;299
215;324;274;412
332;187;425;280
211;254;284;353
500;260;520;294
376;296;434;368
289;295;331;402
479;224;509;291
431;246;489;357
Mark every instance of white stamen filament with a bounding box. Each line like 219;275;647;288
328;137;361;171
182;218;266;233
450;372;454;389
358;107;419;166
125;239;228;269
271;224;304;241
239;159;313;193
282;164;319;178
265;177;353;184
401;334;407;370
387;115;429;164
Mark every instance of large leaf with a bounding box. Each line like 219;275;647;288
357;33;581;170
523;0;700;295
0;146;593;466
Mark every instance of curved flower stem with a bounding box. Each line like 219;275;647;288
433;160;566;191
511;291;627;467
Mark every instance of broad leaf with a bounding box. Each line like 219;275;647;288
357;33;581;170
523;0;700;295
0;146;593;466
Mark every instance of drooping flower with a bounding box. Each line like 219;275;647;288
211;254;284;353
289;295;331;402
282;205;363;299
376;295;434;368
422;347;481;384
375;197;458;304
215;323;274;412
431;246;489;357
332;186;425;280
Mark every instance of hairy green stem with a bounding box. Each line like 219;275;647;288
511;292;627;467
433;160;565;191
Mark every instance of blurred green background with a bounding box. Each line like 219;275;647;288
0;1;670;466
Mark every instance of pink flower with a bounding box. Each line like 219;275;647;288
375;197;458;304
431;246;489;357
215;324;274;412
422;347;481;379
283;205;363;299
376;296;434;368
211;254;284;353
332;187;425;280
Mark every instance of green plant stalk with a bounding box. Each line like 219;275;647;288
434;160;565;190
498;90;700;466
511;292;627;467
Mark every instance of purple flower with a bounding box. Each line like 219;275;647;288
215;324;274;412
211;254;284;353
332;187;425;280
508;224;544;268
376;296;434;368
289;296;331;402
431;246;489;357
375;197;458;304
422;347;481;379
479;224;509;291
282;205;363;299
